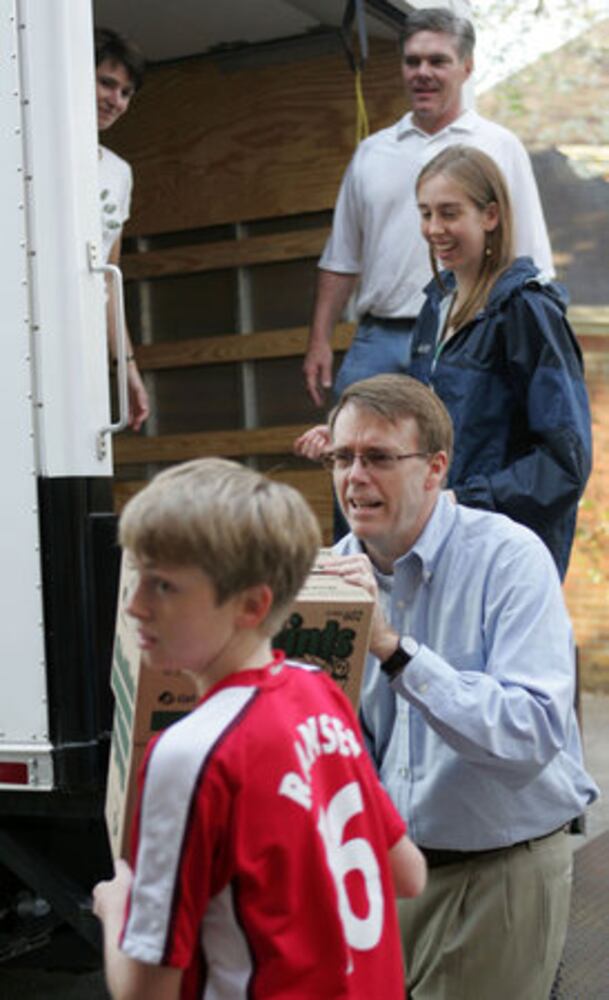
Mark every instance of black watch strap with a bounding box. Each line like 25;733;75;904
379;637;418;681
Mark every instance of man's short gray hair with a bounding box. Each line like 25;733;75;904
400;7;475;61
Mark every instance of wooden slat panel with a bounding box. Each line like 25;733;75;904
122;228;329;281
113;480;146;513
569;306;609;328
127;305;609;370
570;307;609;343
134;322;354;370
113;468;333;544
114;423;313;465
131;319;609;371
104;38;406;236
262;468;334;546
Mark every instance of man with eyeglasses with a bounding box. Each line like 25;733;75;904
319;373;596;1000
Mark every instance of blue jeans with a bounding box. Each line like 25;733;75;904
334;314;416;399
332;314;416;541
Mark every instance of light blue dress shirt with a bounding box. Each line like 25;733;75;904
334;493;598;850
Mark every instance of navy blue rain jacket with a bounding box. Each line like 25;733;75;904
408;257;592;579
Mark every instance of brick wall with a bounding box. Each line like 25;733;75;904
564;334;609;692
477;12;609;689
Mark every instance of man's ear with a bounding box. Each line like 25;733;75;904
235;584;274;630
425;451;449;490
462;56;474;81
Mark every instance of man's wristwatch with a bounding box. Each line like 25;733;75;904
379;637;419;681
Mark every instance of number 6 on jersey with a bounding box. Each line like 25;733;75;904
317;780;384;950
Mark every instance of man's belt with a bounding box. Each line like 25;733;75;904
363;313;417;326
420;825;569;869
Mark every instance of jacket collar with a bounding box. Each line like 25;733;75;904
422;256;568;317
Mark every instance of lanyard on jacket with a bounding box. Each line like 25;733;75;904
432;291;457;373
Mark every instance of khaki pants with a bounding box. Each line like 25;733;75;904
399;829;572;1000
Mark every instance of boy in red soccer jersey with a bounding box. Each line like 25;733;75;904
93;457;426;1000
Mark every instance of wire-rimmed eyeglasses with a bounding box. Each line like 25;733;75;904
320;449;429;472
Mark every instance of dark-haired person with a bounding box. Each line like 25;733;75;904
303;6;552;409
95;27;149;431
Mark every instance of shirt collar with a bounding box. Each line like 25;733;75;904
344;492;456;583
396;108;477;141
393;492;456;582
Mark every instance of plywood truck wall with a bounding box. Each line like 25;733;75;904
103;37;408;541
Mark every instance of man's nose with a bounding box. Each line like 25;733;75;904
347;455;372;479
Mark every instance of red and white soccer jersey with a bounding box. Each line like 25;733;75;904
121;652;406;999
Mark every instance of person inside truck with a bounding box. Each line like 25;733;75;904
302;7;552;410
93;457;426;1000
316;372;597;999
95;26;149;432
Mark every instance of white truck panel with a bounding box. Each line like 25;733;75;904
18;0;114;478
0;0;49;752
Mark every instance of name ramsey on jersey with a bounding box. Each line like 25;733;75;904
278;712;363;811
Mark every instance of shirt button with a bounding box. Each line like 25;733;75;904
399;767;410;779
396;600;405;609
418;683;429;694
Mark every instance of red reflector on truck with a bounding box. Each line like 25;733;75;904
0;763;28;784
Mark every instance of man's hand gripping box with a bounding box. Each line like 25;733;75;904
273;552;374;711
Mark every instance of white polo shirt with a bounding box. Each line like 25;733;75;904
319;109;553;320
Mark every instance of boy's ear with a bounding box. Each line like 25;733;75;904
235;584;274;629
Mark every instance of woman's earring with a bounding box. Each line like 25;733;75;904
485;244;492;258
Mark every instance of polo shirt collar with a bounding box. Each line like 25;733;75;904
396;108;477;141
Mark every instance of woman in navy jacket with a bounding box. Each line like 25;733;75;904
294;146;590;578
410;145;591;579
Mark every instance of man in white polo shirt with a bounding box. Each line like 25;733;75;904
303;7;552;407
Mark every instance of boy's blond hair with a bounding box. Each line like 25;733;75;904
119;458;321;631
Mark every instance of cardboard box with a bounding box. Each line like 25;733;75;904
105;551;373;859
273;553;373;711
105;557;198;859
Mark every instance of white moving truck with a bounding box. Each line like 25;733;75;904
0;0;129;960
0;0;412;963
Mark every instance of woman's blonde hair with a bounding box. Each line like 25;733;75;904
416;145;515;331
